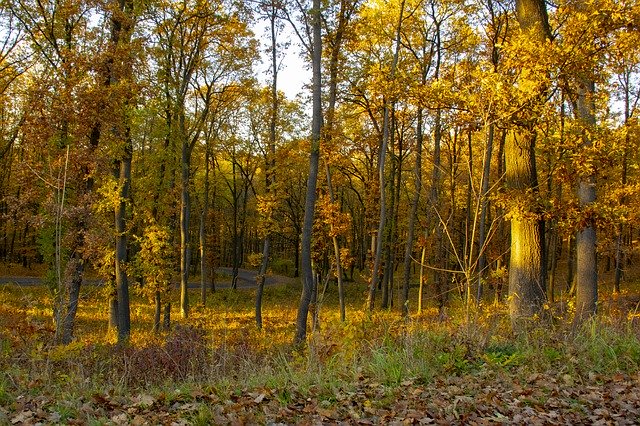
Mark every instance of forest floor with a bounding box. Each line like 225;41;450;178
1;268;640;425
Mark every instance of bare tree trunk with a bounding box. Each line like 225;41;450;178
322;0;355;323
61;258;83;344
505;130;546;325
614;70;632;294
111;0;135;344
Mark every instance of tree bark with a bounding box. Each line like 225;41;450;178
401;109;423;316
574;75;597;325
506;0;551;327
295;0;322;344
476;124;494;303
505;129;546;325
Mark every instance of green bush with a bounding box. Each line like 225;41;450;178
270;258;295;277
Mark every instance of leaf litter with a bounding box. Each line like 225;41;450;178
3;370;640;425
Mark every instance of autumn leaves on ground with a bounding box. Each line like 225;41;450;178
2;276;640;425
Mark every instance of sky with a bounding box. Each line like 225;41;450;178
253;20;311;101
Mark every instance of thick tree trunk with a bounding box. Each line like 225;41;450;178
506;0;551;328
574;76;597;325
505;130;546;325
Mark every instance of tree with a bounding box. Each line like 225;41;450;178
295;0;323;344
109;0;136;344
505;0;551;327
151;0;255;318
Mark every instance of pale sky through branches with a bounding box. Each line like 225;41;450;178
253;19;311;102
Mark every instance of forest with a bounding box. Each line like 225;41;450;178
1;0;640;423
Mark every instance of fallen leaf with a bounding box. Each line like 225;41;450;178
11;410;33;424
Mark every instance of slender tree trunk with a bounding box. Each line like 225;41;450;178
323;0;354;323
295;0;322;344
476;124;494;303
115;142;132;342
200;150;210;306
614;72;631;293
256;3;278;329
402;108;423;316
153;290;161;333
180;133;191;318
368;0;405;311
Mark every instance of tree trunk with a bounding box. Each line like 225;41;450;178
61;258;83;344
180;140;191;318
368;0;405;311
111;0;135;343
476;124;494;303
574;75;597;326
322;0;354;323
200;150;210;306
256;3;279;329
153;290;161;333
506;0;551;328
294;0;322;344
401;108;423;316
115;145;132;342
505;130;546;325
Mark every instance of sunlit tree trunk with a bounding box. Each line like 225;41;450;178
506;0;550;327
505;129;546;324
574;75;597;325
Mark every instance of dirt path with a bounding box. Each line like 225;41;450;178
0;267;294;289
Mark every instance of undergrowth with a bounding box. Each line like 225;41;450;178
1;281;640;418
